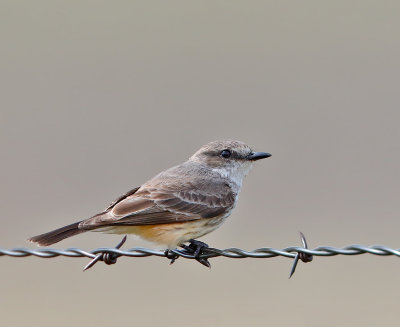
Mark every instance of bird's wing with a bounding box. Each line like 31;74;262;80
79;178;235;229
104;186;141;211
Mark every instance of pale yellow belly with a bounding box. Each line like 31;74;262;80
94;216;227;249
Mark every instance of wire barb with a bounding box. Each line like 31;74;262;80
83;235;127;271
289;232;313;278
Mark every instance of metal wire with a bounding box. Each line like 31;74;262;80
4;233;399;276
2;244;400;259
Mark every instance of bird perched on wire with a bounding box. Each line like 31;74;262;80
28;140;271;266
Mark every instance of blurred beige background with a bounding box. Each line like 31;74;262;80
1;1;400;326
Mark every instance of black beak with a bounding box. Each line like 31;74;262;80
246;152;272;161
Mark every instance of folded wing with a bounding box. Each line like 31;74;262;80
79;177;235;230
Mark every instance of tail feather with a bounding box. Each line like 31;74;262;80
28;221;85;246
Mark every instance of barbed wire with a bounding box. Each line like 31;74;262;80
5;244;400;259
1;233;400;277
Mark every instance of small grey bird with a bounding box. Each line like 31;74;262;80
29;140;270;264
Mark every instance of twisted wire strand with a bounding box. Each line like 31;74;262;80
1;244;400;260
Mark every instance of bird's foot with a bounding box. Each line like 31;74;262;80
181;239;211;268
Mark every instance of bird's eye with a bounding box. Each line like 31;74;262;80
220;149;232;158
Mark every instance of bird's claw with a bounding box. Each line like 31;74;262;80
181;239;211;268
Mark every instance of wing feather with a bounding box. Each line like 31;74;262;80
80;177;236;229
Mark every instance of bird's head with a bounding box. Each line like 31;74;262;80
189;140;271;185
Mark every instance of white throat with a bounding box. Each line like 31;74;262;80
212;161;253;188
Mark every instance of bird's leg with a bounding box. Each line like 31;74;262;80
181;239;211;268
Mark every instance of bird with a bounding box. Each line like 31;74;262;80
28;140;271;266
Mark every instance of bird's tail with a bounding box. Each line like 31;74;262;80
28;221;85;246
